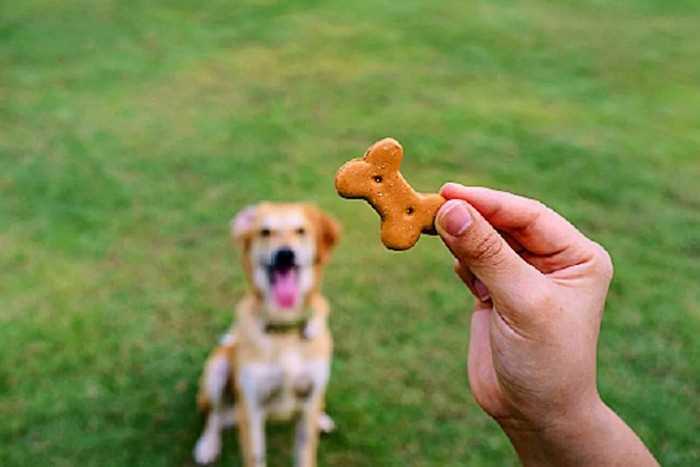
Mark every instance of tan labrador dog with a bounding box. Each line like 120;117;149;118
194;203;341;467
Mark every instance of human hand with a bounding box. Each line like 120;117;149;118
435;183;657;466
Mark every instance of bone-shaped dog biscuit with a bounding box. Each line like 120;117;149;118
335;138;446;250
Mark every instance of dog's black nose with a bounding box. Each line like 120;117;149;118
272;248;296;269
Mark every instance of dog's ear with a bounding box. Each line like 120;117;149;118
230;204;258;248
305;205;341;265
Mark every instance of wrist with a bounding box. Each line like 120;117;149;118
499;395;610;466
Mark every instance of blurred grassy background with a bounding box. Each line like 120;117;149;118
1;0;699;465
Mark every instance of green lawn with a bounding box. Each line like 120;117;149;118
1;1;699;465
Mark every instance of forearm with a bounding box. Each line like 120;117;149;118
502;401;659;467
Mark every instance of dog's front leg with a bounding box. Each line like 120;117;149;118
237;402;266;467
294;395;323;467
238;367;267;467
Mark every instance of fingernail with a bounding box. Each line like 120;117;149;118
438;200;472;236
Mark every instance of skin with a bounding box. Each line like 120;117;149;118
434;183;659;467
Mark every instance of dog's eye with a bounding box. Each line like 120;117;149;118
296;227;306;236
260;228;271;237
373;175;383;183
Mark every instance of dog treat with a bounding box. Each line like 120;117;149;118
335;137;445;250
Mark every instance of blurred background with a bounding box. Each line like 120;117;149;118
1;1;699;465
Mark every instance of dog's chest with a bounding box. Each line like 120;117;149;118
238;342;329;420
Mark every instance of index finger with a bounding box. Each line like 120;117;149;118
440;183;591;258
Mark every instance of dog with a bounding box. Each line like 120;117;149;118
194;202;341;467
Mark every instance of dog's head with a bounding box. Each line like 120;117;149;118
231;202;341;320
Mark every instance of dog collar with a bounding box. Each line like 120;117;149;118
263;318;308;335
262;312;310;335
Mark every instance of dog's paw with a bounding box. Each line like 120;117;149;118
193;432;221;465
318;412;336;434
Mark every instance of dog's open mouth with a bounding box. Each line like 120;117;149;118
267;248;300;309
270;266;299;309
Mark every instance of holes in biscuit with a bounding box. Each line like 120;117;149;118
406;206;415;215
373;175;383;183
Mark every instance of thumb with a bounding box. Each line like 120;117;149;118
436;199;544;313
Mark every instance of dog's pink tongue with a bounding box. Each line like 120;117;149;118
272;269;298;309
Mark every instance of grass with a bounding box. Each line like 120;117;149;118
1;0;699;465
